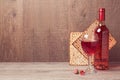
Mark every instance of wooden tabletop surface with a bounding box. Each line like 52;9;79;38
0;62;119;80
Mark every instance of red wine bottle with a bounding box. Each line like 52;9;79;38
94;8;109;70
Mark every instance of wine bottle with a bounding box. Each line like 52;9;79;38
94;8;109;70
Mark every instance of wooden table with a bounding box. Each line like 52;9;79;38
0;62;120;80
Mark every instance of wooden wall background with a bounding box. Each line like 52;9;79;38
0;0;120;62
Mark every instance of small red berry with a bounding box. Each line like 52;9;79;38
73;69;79;74
80;70;85;75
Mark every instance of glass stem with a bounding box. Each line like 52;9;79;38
88;54;94;69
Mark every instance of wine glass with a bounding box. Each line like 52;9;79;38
81;33;99;74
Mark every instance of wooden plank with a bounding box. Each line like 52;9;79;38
47;0;69;61
23;0;51;61
0;0;24;61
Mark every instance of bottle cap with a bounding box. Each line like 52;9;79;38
99;8;105;12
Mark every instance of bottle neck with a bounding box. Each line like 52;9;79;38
99;20;105;26
99;8;105;26
99;8;105;20
99;12;105;21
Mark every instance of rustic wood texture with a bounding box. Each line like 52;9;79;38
0;62;119;80
0;0;120;62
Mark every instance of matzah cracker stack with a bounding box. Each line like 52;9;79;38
69;32;88;65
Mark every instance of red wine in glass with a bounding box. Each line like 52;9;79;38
81;41;100;56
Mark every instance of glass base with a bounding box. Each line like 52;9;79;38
85;66;97;74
